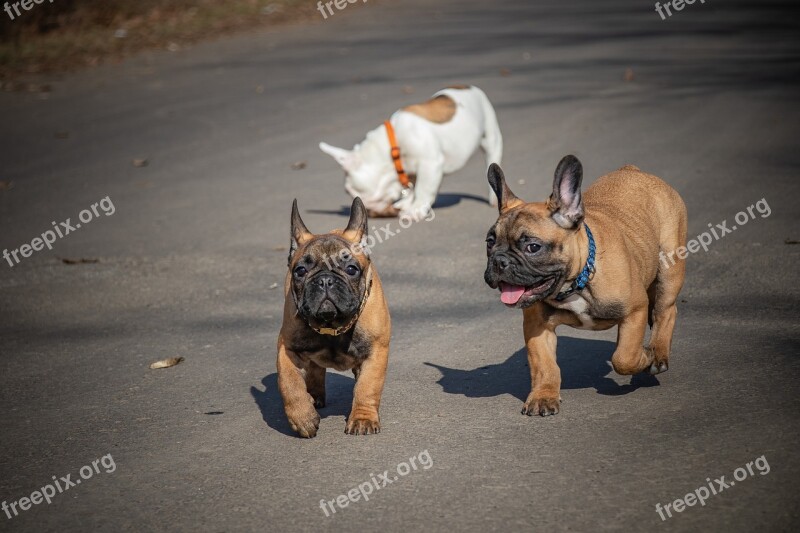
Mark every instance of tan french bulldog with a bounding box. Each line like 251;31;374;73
484;156;687;416
278;197;390;437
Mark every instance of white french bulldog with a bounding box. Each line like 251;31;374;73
319;85;503;218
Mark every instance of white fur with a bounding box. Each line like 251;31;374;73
549;292;595;329
319;86;503;218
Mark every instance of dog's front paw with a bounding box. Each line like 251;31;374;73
345;415;381;435
286;406;321;438
522;393;561;417
399;203;432;222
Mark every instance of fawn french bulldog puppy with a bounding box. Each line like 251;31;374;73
484;156;687;416
278;197;390;437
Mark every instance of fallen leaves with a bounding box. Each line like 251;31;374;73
624;68;635;82
149;357;185;369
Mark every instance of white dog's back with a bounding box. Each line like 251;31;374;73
320;85;503;216
393;86;502;173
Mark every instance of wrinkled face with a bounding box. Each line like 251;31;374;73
290;236;370;330
484;204;576;308
483;157;586;309
344;164;404;218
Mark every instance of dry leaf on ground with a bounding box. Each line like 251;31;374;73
149;357;185;369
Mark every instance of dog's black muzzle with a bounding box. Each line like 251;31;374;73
298;272;360;326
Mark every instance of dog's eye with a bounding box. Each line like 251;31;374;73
294;266;308;278
525;243;542;254
345;265;360;276
486;235;496;249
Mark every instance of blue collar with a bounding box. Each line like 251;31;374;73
554;223;596;301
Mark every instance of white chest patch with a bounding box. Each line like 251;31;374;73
550;293;595;328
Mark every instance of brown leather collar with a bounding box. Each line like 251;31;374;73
384;120;412;189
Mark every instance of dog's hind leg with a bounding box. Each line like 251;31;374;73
306;363;327;408
646;194;687;374
482;132;503;207
646;254;685;374
477;88;503;207
611;306;652;375
647;280;658;328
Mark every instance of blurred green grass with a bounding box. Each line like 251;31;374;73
0;0;314;78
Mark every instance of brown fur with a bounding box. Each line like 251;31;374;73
403;95;457;124
488;160;687;416
277;199;391;437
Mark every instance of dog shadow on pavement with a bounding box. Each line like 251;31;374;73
306;192;490;217
250;372;355;436
425;336;659;401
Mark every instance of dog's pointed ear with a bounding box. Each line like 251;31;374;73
548;155;584;229
343;197;368;244
488;163;524;213
290;199;313;258
319;142;361;171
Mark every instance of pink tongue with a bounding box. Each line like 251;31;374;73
500;284;526;305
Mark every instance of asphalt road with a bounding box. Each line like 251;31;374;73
1;0;799;531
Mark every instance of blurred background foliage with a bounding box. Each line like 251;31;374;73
0;0;312;77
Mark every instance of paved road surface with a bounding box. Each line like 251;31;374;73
1;0;799;531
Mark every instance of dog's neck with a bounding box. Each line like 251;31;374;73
359;123;395;171
557;222;593;296
353;123;407;208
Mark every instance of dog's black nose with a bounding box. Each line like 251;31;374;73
315;275;336;289
494;255;510;272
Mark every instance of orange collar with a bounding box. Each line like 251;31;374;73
384;120;412;189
